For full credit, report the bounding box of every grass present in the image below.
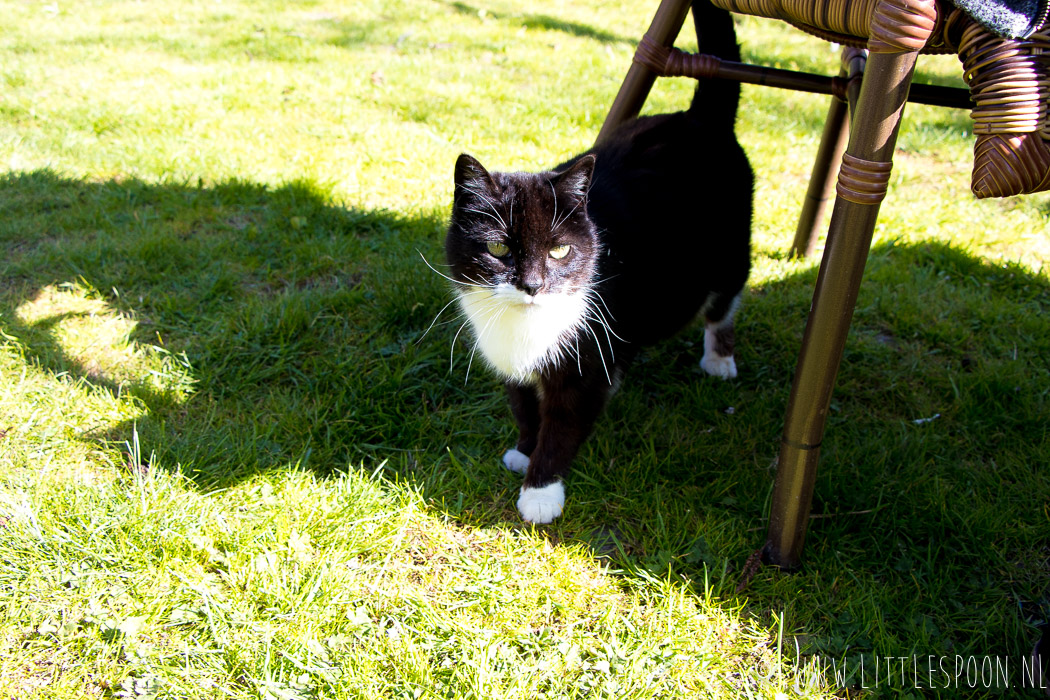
[1,0,1048,698]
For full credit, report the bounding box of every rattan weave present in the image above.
[708,0,1050,196]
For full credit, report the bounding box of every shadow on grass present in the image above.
[2,169,1048,673]
[0,170,471,483]
[443,1,635,45]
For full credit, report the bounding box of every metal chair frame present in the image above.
[597,0,1046,569]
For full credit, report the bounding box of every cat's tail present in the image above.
[687,0,742,129]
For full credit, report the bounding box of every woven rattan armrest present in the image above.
[707,0,1050,196]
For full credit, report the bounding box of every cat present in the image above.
[442,0,753,524]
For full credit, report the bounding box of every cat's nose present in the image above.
[521,273,544,296]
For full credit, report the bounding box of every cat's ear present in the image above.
[454,154,497,199]
[551,154,595,203]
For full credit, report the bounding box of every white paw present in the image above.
[502,448,530,474]
[517,482,564,524]
[700,353,738,380]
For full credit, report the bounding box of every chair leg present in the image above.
[790,47,866,258]
[764,0,937,569]
[789,92,850,258]
[596,0,693,144]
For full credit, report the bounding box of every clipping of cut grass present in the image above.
[1,0,1048,698]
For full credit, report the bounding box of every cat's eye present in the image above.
[486,241,510,257]
[549,244,571,260]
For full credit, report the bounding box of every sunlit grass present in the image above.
[1,0,1048,698]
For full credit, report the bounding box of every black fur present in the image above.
[443,0,753,520]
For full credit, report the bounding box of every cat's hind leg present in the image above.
[502,449,530,474]
[699,293,740,380]
[503,381,539,474]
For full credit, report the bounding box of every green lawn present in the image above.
[1,1,1048,698]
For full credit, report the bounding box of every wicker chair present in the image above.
[597,0,1050,569]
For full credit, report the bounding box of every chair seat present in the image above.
[712,0,943,50]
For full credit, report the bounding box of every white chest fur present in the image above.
[456,283,589,383]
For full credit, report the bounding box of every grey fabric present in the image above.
[951,0,1047,38]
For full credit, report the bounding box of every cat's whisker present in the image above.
[418,250,476,287]
[456,273,494,289]
[583,294,624,344]
[417,301,459,344]
[419,251,498,295]
[452,286,494,301]
[586,287,620,323]
[461,207,506,230]
[450,318,473,371]
[571,316,613,384]
[484,200,508,229]
[552,199,584,232]
[456,183,496,204]
[423,314,470,335]
[583,310,617,365]
[579,321,612,385]
[464,338,480,384]
[416,293,480,345]
[578,289,618,332]
[458,185,509,230]
[466,276,497,289]
[463,317,495,383]
[548,181,559,232]
[562,274,619,296]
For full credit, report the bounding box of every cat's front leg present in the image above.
[516,377,605,524]
[502,381,540,475]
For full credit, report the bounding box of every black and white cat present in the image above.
[443,0,753,523]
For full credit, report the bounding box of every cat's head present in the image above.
[445,153,599,302]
